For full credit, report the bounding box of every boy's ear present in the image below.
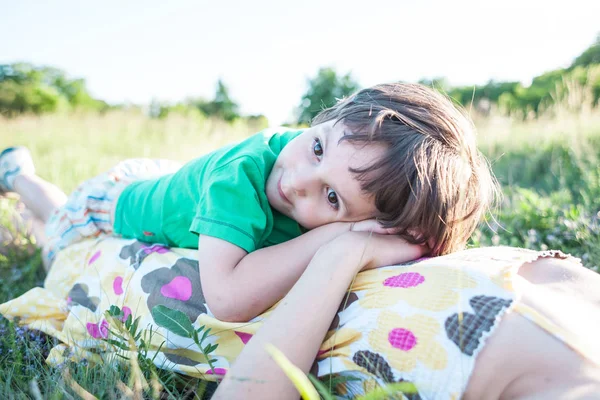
[427,237,436,251]
[407,228,436,252]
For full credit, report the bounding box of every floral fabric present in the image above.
[0,239,570,399]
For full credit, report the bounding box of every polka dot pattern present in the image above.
[388,328,417,351]
[383,272,425,288]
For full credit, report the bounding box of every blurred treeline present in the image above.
[0,63,265,125]
[0,64,110,115]
[435,34,600,118]
[1,35,599,124]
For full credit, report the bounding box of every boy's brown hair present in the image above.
[312,82,498,255]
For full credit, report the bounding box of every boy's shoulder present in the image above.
[220,126,304,162]
[181,127,304,177]
[248,126,304,147]
[255,126,304,140]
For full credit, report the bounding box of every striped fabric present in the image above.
[44,159,181,265]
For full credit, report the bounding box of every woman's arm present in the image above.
[212,231,372,399]
[212,231,425,399]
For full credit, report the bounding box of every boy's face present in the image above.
[266,120,384,229]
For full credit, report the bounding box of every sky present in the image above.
[2,0,599,124]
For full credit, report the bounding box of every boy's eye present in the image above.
[327,188,338,206]
[313,138,323,157]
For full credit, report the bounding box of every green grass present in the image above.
[471,109,600,269]
[0,108,599,397]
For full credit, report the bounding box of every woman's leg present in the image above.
[12,174,68,223]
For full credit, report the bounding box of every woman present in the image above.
[214,231,600,399]
[3,171,600,398]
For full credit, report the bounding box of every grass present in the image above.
[0,106,599,398]
[471,108,600,268]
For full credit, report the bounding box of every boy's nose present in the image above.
[290,168,316,197]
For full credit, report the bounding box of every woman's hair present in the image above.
[312,82,498,255]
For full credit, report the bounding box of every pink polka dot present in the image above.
[234,331,253,344]
[143,244,169,254]
[89,250,102,265]
[206,367,227,376]
[86,323,98,337]
[160,276,192,301]
[113,276,124,295]
[121,306,132,322]
[383,272,425,288]
[87,319,109,339]
[388,328,417,351]
[99,319,109,337]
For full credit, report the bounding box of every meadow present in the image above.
[0,103,599,398]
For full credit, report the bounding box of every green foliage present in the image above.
[446,80,520,111]
[190,79,240,122]
[0,63,108,116]
[445,64,600,118]
[150,79,244,122]
[571,34,600,69]
[297,67,360,125]
[152,305,219,373]
[210,79,240,122]
[151,305,195,337]
[470,132,600,269]
[424,34,600,118]
[307,374,335,400]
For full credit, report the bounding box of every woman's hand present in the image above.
[350,218,398,235]
[362,232,428,270]
[322,230,428,273]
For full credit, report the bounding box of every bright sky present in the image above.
[2,0,599,124]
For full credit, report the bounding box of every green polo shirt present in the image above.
[114,128,304,252]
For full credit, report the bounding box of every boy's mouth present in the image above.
[278,176,291,204]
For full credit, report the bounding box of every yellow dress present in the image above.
[0,238,586,399]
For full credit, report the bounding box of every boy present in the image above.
[0,83,496,322]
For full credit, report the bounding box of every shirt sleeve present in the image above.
[189,157,268,253]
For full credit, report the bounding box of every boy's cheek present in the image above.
[294,208,329,230]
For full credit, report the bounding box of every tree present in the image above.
[209,79,239,122]
[297,68,360,125]
[0,63,106,116]
[570,34,600,69]
[187,79,239,122]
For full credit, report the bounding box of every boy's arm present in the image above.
[198,222,349,322]
[198,224,426,322]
